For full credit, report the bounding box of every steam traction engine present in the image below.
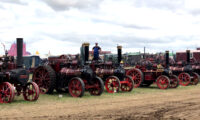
[126,51,179,89]
[32,43,104,97]
[0,38,39,103]
[91,46,134,93]
[170,50,199,86]
[191,59,200,78]
[190,50,200,76]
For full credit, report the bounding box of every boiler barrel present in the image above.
[95,68,114,75]
[60,68,81,76]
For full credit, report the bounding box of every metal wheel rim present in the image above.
[178,73,190,86]
[68,78,83,97]
[126,69,142,88]
[89,78,102,95]
[170,75,179,88]
[23,82,39,101]
[105,76,120,93]
[190,72,199,85]
[121,76,134,92]
[33,67,51,94]
[157,76,169,89]
[0,82,14,103]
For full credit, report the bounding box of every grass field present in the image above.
[1,84,200,120]
[0,84,199,106]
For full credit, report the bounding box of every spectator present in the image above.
[92,43,101,60]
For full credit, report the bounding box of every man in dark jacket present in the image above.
[92,43,101,60]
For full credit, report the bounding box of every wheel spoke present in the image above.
[23,82,39,101]
[68,78,84,97]
[0,82,14,103]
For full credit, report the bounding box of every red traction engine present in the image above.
[187,52,200,79]
[126,51,179,89]
[91,46,134,93]
[191,60,200,78]
[0,38,39,103]
[32,43,104,97]
[170,50,199,86]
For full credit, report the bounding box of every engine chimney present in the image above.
[186,50,190,64]
[17,38,23,68]
[82,43,90,64]
[165,51,169,68]
[144,46,146,59]
[117,45,122,64]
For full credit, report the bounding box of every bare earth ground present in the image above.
[0,85,200,120]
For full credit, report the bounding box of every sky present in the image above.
[0,0,200,55]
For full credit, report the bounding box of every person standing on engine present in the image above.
[92,43,101,60]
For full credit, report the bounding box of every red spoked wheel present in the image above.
[0,82,15,103]
[32,65,56,94]
[178,72,191,86]
[68,77,85,97]
[190,72,199,85]
[121,75,134,92]
[126,68,143,88]
[169,75,179,88]
[89,77,104,96]
[156,75,170,89]
[23,82,40,101]
[105,76,120,93]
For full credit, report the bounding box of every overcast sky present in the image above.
[0,0,200,55]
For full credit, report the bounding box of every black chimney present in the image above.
[117,46,122,64]
[17,38,23,68]
[83,43,89,64]
[165,51,169,68]
[144,46,146,59]
[186,50,190,64]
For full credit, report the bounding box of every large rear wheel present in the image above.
[32,65,56,94]
[126,68,143,88]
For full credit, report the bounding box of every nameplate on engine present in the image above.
[20,75,28,79]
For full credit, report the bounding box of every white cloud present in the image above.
[0,0,200,56]
[42,0,102,11]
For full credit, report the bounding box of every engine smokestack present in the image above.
[165,51,169,68]
[82,43,90,64]
[186,50,190,64]
[144,46,146,59]
[17,38,23,68]
[117,45,122,64]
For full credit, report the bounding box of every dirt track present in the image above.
[0,86,200,120]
